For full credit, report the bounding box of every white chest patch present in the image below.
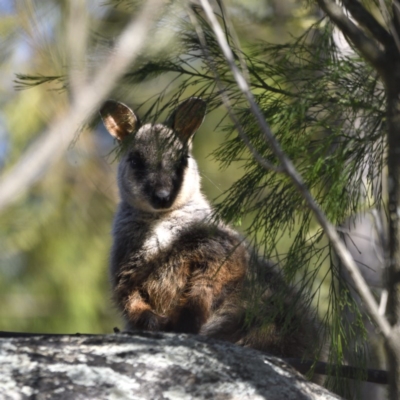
[140,200,212,260]
[142,221,177,259]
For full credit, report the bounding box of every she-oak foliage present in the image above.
[129,14,385,395]
[15,5,387,397]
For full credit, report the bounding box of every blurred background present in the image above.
[0,0,313,334]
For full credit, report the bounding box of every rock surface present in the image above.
[0,331,342,400]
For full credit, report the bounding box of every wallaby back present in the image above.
[100,98,321,361]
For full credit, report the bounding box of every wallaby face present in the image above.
[118,124,190,212]
[100,98,206,212]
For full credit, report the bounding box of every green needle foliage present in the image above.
[119,10,384,396]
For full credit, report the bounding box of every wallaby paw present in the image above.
[134,310,169,331]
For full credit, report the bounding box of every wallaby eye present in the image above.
[128,152,146,170]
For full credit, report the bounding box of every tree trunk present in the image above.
[384,78,400,400]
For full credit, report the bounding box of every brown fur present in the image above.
[101,98,322,367]
[202,267,320,359]
[112,218,247,334]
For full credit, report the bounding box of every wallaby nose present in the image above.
[155,189,170,202]
[152,189,172,209]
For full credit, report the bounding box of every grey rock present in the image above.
[0,331,342,400]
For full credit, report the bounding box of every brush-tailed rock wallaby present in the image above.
[100,98,320,360]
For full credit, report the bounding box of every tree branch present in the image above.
[187,7,284,174]
[316,0,386,69]
[377,0,400,54]
[285,358,388,385]
[0,0,167,212]
[199,0,392,339]
[342,0,393,47]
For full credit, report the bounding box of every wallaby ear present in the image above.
[167,97,207,142]
[100,100,139,141]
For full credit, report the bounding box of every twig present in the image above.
[342,0,393,47]
[377,0,400,54]
[187,7,284,174]
[284,358,388,385]
[0,0,167,212]
[215,0,250,84]
[316,0,386,70]
[199,0,392,338]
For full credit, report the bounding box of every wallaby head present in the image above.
[100,98,207,212]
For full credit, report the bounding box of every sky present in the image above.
[0,1,14,14]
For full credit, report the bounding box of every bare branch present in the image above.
[199,0,392,338]
[187,7,284,174]
[379,289,389,316]
[316,0,386,69]
[343,0,393,47]
[285,358,388,384]
[0,0,167,212]
[377,0,400,53]
[215,0,251,84]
